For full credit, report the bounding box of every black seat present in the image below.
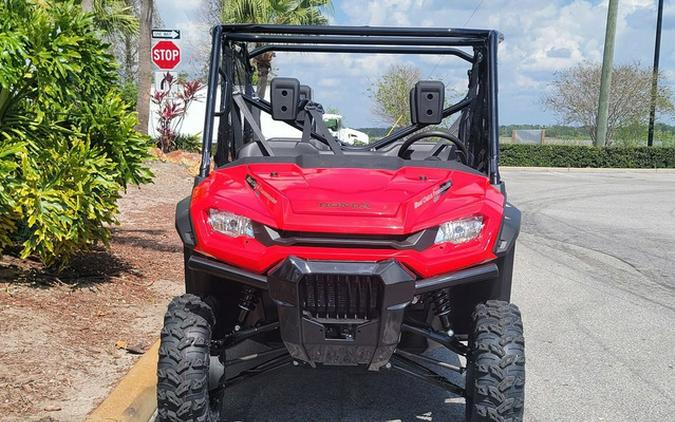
[237,138,324,158]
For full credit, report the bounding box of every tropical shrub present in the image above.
[152,72,204,152]
[173,133,202,153]
[0,0,152,267]
[0,141,23,250]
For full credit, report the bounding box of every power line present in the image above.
[464,0,485,26]
[427,0,484,79]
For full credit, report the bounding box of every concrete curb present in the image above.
[87,340,159,422]
[500,166,675,173]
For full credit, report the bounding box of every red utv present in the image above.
[158,24,524,422]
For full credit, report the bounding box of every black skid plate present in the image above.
[268,257,416,370]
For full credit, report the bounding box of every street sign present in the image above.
[152,40,181,70]
[152,29,180,40]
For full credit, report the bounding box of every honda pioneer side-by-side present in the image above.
[158,25,524,422]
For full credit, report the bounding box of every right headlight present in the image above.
[207,209,254,238]
[434,216,484,245]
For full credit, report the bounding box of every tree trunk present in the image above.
[123,33,135,81]
[256,65,270,99]
[81,0,94,12]
[123,0,138,83]
[254,52,274,100]
[135,0,153,134]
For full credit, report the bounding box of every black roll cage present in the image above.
[199,24,502,184]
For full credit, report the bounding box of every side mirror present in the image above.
[297,85,313,123]
[410,81,445,125]
[270,77,300,121]
[299,85,312,102]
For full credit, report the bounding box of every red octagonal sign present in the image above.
[152,40,181,70]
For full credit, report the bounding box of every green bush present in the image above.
[500,144,675,168]
[0,0,152,267]
[613,123,675,147]
[173,133,202,153]
[0,141,22,250]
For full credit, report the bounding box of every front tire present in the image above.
[157,294,218,422]
[465,300,525,422]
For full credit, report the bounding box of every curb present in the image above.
[87,340,159,422]
[500,166,675,173]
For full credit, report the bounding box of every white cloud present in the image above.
[319,78,341,88]
[515,74,541,89]
[341,0,428,25]
[160,0,203,11]
[171,19,210,75]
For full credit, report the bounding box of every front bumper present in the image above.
[188,254,498,369]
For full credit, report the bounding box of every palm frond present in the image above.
[220,0,332,25]
[92,0,139,37]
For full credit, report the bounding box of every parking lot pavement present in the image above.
[218,170,675,421]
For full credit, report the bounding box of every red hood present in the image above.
[191,163,504,235]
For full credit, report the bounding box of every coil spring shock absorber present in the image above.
[235,286,257,331]
[429,289,453,335]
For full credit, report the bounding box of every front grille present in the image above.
[300,274,382,320]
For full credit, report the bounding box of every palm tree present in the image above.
[135,0,153,134]
[81,0,139,38]
[220,0,332,99]
[81,0,147,130]
[80,0,139,83]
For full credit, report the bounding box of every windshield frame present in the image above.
[199,24,502,185]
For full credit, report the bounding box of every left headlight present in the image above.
[207,209,254,238]
[434,216,484,245]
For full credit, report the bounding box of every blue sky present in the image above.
[158,0,675,127]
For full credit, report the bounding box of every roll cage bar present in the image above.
[199,24,502,185]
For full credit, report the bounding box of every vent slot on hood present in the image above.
[255,224,437,251]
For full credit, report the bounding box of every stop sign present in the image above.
[152,40,181,70]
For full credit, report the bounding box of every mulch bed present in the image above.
[0,159,197,421]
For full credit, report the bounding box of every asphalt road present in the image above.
[219,169,675,421]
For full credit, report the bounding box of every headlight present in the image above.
[434,216,484,245]
[207,209,254,238]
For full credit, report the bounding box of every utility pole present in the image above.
[647,0,664,147]
[595,0,619,147]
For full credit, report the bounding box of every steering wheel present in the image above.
[397,130,469,164]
